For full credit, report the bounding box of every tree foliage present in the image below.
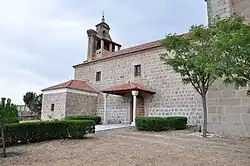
[23,92,42,115]
[211,14,250,93]
[0,98,19,157]
[160,25,221,97]
[160,14,249,137]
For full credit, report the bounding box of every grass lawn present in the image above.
[1,130,250,166]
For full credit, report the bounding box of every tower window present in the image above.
[51,104,55,111]
[97,40,101,50]
[96,71,101,81]
[104,41,110,51]
[134,64,141,77]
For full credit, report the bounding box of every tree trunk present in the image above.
[1,127,6,157]
[201,93,208,138]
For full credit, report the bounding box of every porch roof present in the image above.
[41,80,98,93]
[101,82,155,95]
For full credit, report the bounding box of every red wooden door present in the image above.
[136,95,144,116]
[130,95,144,122]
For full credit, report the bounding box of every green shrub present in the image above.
[135,116,187,132]
[67,115,102,124]
[3,120,95,147]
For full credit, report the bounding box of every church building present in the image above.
[41,1,250,136]
[41,15,203,125]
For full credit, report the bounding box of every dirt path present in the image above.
[1,131,250,166]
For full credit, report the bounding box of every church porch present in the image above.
[101,82,155,126]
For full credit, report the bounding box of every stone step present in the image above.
[90,126,135,137]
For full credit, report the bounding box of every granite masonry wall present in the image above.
[65,92,98,117]
[207,0,250,24]
[74,47,203,125]
[206,0,232,23]
[231,0,250,24]
[207,81,250,137]
[41,89,98,120]
[41,92,67,120]
[205,0,250,136]
[106,93,131,124]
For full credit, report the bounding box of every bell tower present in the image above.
[205,0,233,24]
[205,0,250,24]
[86,12,122,61]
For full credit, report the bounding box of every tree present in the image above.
[211,15,250,93]
[23,92,42,115]
[160,14,250,138]
[160,25,224,138]
[0,98,19,157]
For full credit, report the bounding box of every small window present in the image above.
[51,104,55,111]
[96,71,101,81]
[134,64,141,77]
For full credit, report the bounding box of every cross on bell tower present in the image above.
[101,11,105,23]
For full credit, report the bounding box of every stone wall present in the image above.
[74,47,203,125]
[41,92,67,120]
[65,92,98,117]
[207,82,250,137]
[205,0,250,136]
[94,93,131,124]
[206,0,232,23]
[17,105,40,121]
[231,0,250,24]
[74,41,250,136]
[206,0,250,24]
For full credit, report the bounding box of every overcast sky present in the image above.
[0,0,208,104]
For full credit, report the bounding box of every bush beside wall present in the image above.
[135,116,187,132]
[4,120,95,147]
[67,115,102,125]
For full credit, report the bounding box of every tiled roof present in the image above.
[101,82,155,95]
[73,40,162,68]
[42,80,98,93]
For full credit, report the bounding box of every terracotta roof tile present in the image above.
[101,82,155,95]
[42,80,98,93]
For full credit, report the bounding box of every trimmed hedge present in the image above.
[135,116,187,132]
[67,115,102,125]
[3,120,95,147]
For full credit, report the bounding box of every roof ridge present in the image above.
[84,81,99,92]
[107,39,162,55]
[73,39,163,68]
[66,80,74,88]
[42,79,98,93]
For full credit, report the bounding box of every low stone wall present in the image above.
[91,126,135,137]
[17,105,40,121]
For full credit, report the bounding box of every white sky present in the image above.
[0,0,207,104]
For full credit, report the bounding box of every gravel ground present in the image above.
[1,130,250,166]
